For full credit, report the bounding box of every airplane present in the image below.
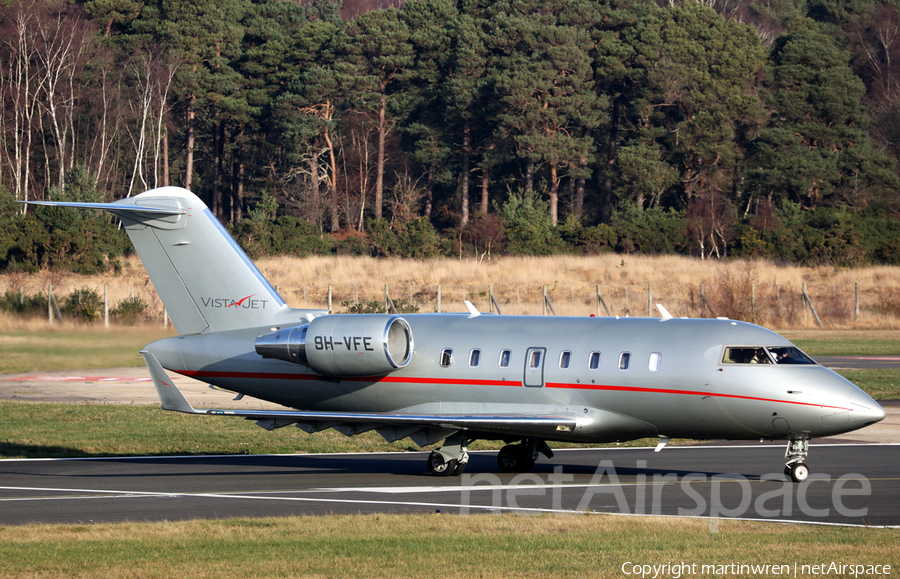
[24,186,886,483]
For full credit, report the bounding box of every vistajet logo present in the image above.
[201,294,269,309]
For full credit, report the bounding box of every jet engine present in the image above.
[255,315,414,377]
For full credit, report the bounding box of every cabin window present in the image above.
[469,349,481,367]
[722,347,772,365]
[768,347,815,365]
[440,348,453,367]
[559,351,571,369]
[529,350,542,368]
[618,352,631,370]
[499,349,511,368]
[648,352,661,372]
[588,351,601,370]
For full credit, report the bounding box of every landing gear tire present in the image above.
[428,451,458,476]
[451,461,467,476]
[787,462,810,483]
[497,444,535,473]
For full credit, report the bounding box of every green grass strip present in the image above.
[0,515,896,578]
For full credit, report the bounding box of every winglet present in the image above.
[141,351,200,414]
[464,300,481,318]
[657,304,673,321]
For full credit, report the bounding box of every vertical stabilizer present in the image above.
[24,187,290,334]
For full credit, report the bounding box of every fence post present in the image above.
[489,285,494,314]
[802,283,807,325]
[328,285,333,312]
[751,284,756,324]
[543,285,547,316]
[802,283,823,328]
[855,282,860,321]
[596,285,611,317]
[104,285,109,328]
[437,284,441,313]
[700,284,705,317]
[48,284,53,325]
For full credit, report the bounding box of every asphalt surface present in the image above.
[1,445,897,527]
[1,357,898,527]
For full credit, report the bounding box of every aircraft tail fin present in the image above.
[23,187,305,334]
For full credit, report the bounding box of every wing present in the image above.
[143,352,579,446]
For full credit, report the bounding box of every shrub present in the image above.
[61,287,103,322]
[113,296,147,325]
[496,188,560,255]
[0,291,48,316]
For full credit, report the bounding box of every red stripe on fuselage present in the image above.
[545,382,852,411]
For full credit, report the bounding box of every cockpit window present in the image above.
[722,346,816,365]
[768,347,816,365]
[722,347,772,364]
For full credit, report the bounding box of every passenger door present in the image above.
[523,347,546,387]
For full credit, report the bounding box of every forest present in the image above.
[3,0,900,273]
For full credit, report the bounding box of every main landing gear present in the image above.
[784,436,810,482]
[427,437,555,476]
[428,432,469,477]
[497,439,553,473]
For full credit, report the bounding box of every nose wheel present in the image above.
[784,436,810,482]
[786,462,810,482]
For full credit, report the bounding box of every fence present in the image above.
[3,278,900,329]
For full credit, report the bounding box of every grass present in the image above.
[5,254,900,328]
[833,370,900,399]
[0,327,174,374]
[0,515,896,578]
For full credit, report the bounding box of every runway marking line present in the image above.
[0,485,896,529]
[0,442,897,463]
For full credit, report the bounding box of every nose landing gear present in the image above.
[784,436,810,482]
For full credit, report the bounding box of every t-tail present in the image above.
[22,186,327,334]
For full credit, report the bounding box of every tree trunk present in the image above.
[424,160,434,219]
[460,119,471,226]
[162,127,170,187]
[375,95,386,221]
[212,118,222,219]
[599,99,620,225]
[525,158,534,193]
[549,162,559,226]
[309,137,321,229]
[324,126,339,232]
[184,101,195,191]
[480,166,489,214]
[232,136,244,223]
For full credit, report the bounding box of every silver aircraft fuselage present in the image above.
[145,314,884,444]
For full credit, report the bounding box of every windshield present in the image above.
[722,346,816,365]
[767,346,816,365]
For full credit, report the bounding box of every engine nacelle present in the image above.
[255,315,414,377]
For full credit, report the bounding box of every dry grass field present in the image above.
[3,254,900,330]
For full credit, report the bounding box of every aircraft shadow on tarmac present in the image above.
[21,451,769,483]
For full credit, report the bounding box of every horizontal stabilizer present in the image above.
[20,200,186,216]
[142,351,200,414]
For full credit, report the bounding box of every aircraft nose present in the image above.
[848,389,887,426]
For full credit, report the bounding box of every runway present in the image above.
[1,445,898,527]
